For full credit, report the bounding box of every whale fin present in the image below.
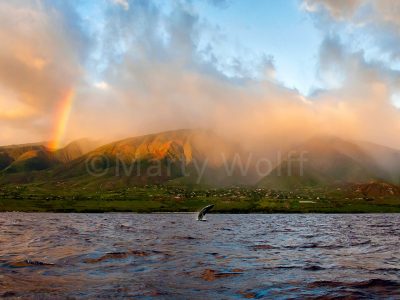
[197,204,214,221]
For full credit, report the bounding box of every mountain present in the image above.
[4,149,59,173]
[0,143,48,173]
[0,153,13,170]
[0,139,100,173]
[1,131,399,189]
[53,138,102,163]
[258,136,400,190]
[354,140,400,184]
[51,129,252,187]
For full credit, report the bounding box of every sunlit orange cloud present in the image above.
[48,88,75,150]
[0,93,37,120]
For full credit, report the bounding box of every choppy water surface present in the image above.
[0,213,399,299]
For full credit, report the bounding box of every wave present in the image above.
[309,278,400,289]
[84,250,149,263]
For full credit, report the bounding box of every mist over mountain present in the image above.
[259,136,400,190]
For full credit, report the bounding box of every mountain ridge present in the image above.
[1,129,399,189]
[0,138,100,174]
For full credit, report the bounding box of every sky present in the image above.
[0,0,400,149]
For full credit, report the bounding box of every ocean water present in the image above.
[0,213,399,299]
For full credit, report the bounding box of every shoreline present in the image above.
[1,210,400,214]
[1,185,399,213]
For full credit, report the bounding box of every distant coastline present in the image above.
[1,185,399,213]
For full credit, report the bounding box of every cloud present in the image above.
[112,0,129,10]
[303,0,362,20]
[303,0,400,61]
[0,1,84,144]
[0,0,399,153]
[300,0,400,148]
[72,1,399,151]
[312,35,400,146]
[70,31,400,153]
[303,0,400,25]
[94,81,110,90]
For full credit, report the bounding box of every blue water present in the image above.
[0,213,399,299]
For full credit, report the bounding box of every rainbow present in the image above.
[48,88,75,150]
